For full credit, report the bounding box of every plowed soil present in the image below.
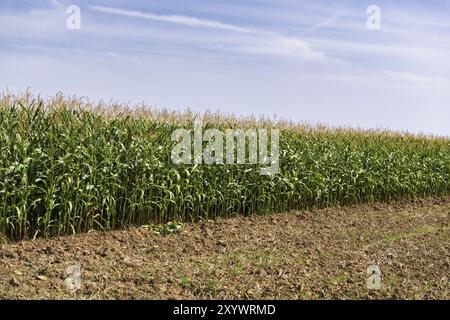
[1,198,449,299]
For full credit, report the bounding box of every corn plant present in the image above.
[0,93,448,240]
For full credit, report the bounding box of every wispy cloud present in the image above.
[214,38,325,60]
[299,12,341,36]
[88,5,324,60]
[382,70,449,88]
[89,5,256,33]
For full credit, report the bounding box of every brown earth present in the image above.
[0,197,449,300]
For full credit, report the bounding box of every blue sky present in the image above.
[0,0,449,136]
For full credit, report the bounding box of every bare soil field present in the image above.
[1,198,449,300]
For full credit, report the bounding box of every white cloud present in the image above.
[88,5,324,61]
[216,38,325,60]
[89,5,256,33]
[381,70,449,88]
[299,12,341,36]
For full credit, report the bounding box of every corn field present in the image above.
[0,93,449,240]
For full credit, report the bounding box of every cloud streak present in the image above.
[89,5,256,33]
[88,5,324,60]
[381,70,449,88]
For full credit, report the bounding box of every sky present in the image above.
[0,0,449,136]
